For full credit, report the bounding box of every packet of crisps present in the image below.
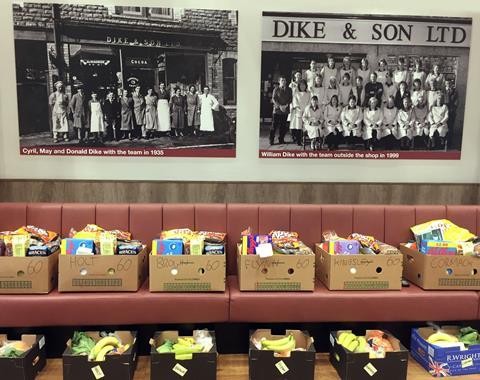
[197,231,226,244]
[108,229,132,241]
[16,225,58,243]
[349,233,381,253]
[161,228,195,242]
[269,231,299,244]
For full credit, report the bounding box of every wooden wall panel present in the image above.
[0,180,479,204]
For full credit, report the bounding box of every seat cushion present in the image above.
[61,203,96,237]
[129,204,163,248]
[27,203,62,234]
[0,203,27,231]
[96,204,130,231]
[228,276,479,322]
[0,281,229,327]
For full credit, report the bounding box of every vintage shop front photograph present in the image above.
[259,12,472,160]
[13,2,238,157]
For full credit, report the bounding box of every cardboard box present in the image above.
[411,326,480,377]
[63,331,137,380]
[249,329,315,380]
[400,244,480,290]
[149,250,226,292]
[0,251,58,294]
[237,245,315,291]
[58,249,147,292]
[315,244,403,290]
[330,330,408,380]
[0,334,47,380]
[150,330,217,380]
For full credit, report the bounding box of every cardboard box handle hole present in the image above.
[417,273,422,279]
[261,268,268,274]
[171,268,179,276]
[407,255,414,263]
[198,268,206,275]
[80,268,88,276]
[376,267,383,274]
[350,267,357,274]
[107,268,116,275]
[288,268,294,275]
[472,268,478,275]
[446,268,453,275]
[32,355,39,367]
[17,270,25,277]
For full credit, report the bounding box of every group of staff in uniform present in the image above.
[49,81,219,144]
[270,56,459,151]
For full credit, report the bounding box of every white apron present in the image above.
[157,99,171,132]
[89,102,105,133]
[200,94,219,132]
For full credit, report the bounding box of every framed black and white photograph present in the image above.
[259,12,472,160]
[14,2,237,158]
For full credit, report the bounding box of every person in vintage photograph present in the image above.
[170,87,186,137]
[427,95,449,149]
[186,85,201,136]
[199,86,219,134]
[380,95,397,146]
[356,58,371,85]
[144,88,158,139]
[394,96,415,149]
[341,95,363,143]
[270,76,292,145]
[413,94,429,148]
[120,89,134,141]
[69,86,88,143]
[49,81,69,143]
[363,96,383,151]
[352,76,366,107]
[323,94,342,150]
[156,83,171,135]
[302,95,323,150]
[310,75,326,109]
[321,55,338,88]
[339,73,353,107]
[88,91,105,143]
[103,90,120,141]
[305,60,318,91]
[132,86,146,139]
[382,72,397,106]
[290,79,311,145]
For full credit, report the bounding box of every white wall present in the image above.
[1,0,480,183]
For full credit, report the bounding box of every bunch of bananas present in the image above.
[337,332,368,353]
[260,334,296,354]
[427,332,459,345]
[71,333,130,362]
[156,337,204,360]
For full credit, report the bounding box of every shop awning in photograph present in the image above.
[61,22,228,52]
[70,46,114,67]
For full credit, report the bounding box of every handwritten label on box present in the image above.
[364,363,378,377]
[462,357,474,368]
[275,360,289,375]
[91,365,105,379]
[172,363,188,377]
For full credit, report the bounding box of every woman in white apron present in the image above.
[49,81,69,143]
[199,86,219,133]
[310,75,326,109]
[321,56,338,88]
[323,95,342,150]
[302,95,323,150]
[289,80,310,145]
[362,96,383,150]
[394,96,415,150]
[341,96,363,139]
[413,95,428,148]
[381,96,397,149]
[156,83,171,134]
[89,92,105,142]
[357,58,371,85]
[375,59,389,87]
[427,96,449,149]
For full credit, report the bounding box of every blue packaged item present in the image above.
[152,239,183,255]
[411,327,480,377]
[204,244,225,255]
[61,238,95,255]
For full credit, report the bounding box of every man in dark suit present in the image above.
[103,90,121,141]
[352,76,366,107]
[270,76,292,145]
[69,86,88,143]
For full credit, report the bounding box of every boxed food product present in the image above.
[59,225,147,292]
[420,240,458,255]
[400,243,480,290]
[316,232,403,291]
[150,330,217,380]
[0,334,47,380]
[249,329,315,380]
[411,326,480,377]
[149,229,227,292]
[330,330,408,380]
[63,331,137,380]
[0,225,60,294]
[411,219,476,247]
[237,229,315,291]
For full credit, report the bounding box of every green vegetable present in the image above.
[156,340,174,354]
[71,332,96,355]
[459,327,480,346]
[0,347,24,358]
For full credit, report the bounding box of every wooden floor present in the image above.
[37,354,479,379]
